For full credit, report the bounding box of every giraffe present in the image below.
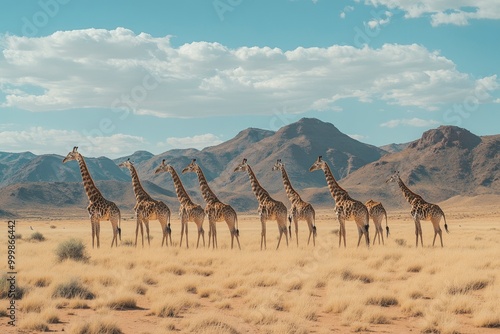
[234,158,289,250]
[386,171,449,247]
[365,199,389,245]
[155,159,205,248]
[272,159,317,246]
[119,159,171,247]
[182,159,240,250]
[309,156,370,248]
[62,147,121,248]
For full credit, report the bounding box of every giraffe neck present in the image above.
[397,177,422,205]
[169,168,195,207]
[280,168,301,204]
[246,165,271,204]
[129,164,152,203]
[195,168,220,203]
[322,163,349,202]
[76,155,104,203]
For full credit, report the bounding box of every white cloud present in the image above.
[0,126,147,158]
[348,134,366,141]
[158,133,223,150]
[380,118,439,128]
[0,28,498,117]
[364,0,500,26]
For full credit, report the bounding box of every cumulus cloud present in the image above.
[0,28,498,117]
[158,133,223,150]
[0,126,147,158]
[364,0,500,26]
[380,118,439,128]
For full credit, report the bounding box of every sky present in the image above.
[0,0,499,158]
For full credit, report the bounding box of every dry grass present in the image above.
[2,207,499,333]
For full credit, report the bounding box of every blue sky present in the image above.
[1,0,499,158]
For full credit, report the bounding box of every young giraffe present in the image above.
[155,159,205,248]
[62,147,121,248]
[386,171,449,247]
[182,159,240,250]
[119,159,171,247]
[365,199,389,245]
[309,156,370,248]
[272,159,317,246]
[234,158,289,250]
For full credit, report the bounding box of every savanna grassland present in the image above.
[1,200,500,334]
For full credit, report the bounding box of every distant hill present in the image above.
[341,126,500,208]
[380,142,409,153]
[0,120,498,217]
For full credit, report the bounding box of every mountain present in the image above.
[0,121,498,217]
[341,126,500,207]
[0,154,129,187]
[380,143,409,153]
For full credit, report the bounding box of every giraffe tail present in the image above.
[288,214,292,238]
[235,215,240,237]
[118,211,122,241]
[443,213,449,234]
[385,212,390,238]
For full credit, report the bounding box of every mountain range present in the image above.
[1,118,498,218]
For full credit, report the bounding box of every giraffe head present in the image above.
[154,159,174,174]
[272,159,285,172]
[233,158,248,173]
[182,159,199,174]
[62,146,81,163]
[118,159,134,171]
[386,171,400,183]
[309,155,326,172]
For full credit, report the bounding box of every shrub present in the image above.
[52,279,95,300]
[29,232,45,242]
[55,239,88,262]
[0,274,25,299]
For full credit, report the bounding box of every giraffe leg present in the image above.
[357,226,363,247]
[196,226,201,249]
[418,222,423,247]
[294,218,299,247]
[185,222,189,249]
[90,220,96,249]
[200,226,205,248]
[144,219,150,246]
[276,228,283,250]
[438,229,443,247]
[95,221,100,249]
[372,228,379,245]
[207,223,212,248]
[179,221,185,247]
[235,229,241,250]
[212,222,219,248]
[260,215,267,250]
[134,217,139,247]
[413,219,419,247]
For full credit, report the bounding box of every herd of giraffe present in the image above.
[62,147,449,250]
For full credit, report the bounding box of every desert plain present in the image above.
[1,195,499,334]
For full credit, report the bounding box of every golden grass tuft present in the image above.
[366,295,399,307]
[106,295,138,310]
[18,313,50,332]
[69,317,123,334]
[341,269,373,283]
[447,278,489,295]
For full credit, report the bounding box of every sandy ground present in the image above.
[1,200,499,334]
